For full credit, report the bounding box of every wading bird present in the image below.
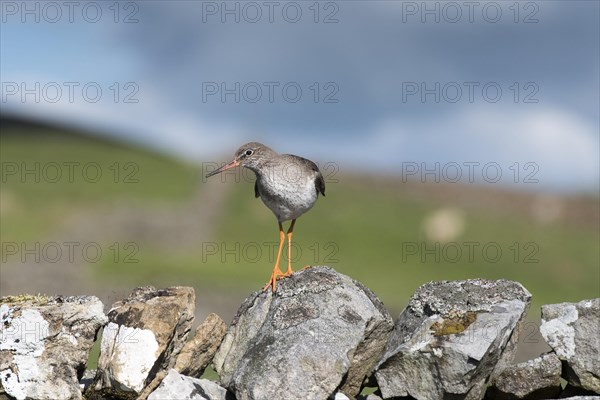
[206,142,325,291]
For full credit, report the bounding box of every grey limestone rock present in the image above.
[213,266,394,400]
[375,279,532,400]
[148,369,233,400]
[540,299,600,393]
[486,352,561,400]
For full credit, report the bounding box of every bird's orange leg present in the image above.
[263,222,286,292]
[282,219,296,277]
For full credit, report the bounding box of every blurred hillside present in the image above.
[1,118,599,361]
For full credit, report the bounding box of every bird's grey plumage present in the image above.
[234,142,325,223]
[254,155,325,199]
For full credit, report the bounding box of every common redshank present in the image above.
[206,142,325,291]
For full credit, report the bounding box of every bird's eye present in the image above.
[245,149,253,156]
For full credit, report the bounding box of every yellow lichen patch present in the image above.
[0,293,52,306]
[431,311,477,336]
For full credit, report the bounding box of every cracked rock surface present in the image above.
[0,295,107,400]
[148,369,233,400]
[213,266,393,400]
[174,313,227,378]
[90,286,194,399]
[541,298,600,393]
[486,352,562,400]
[375,279,532,400]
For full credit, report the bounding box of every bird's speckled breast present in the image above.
[256,164,319,222]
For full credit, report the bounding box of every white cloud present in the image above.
[370,105,599,191]
[1,75,244,163]
[3,73,598,192]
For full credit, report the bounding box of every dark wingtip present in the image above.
[315,173,326,197]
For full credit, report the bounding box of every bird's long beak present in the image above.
[205,159,240,178]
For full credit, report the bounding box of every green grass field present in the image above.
[2,121,598,320]
[1,128,198,243]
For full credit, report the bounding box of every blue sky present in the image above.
[1,1,598,192]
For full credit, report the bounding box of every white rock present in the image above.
[148,369,232,400]
[333,392,350,400]
[0,306,49,356]
[0,296,107,400]
[98,322,160,392]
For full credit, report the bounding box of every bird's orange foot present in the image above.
[263,269,285,292]
[279,268,294,279]
[301,265,314,271]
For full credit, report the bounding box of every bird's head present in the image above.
[205,142,276,177]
